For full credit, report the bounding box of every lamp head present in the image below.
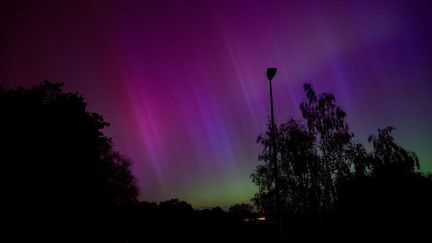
[266,68,277,81]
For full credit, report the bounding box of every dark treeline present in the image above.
[1,81,431,242]
[122,199,276,242]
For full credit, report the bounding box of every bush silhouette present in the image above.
[331,171,432,242]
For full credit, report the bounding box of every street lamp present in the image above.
[266,67,283,242]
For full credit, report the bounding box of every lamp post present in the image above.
[266,67,284,242]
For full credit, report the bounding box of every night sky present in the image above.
[1,0,431,208]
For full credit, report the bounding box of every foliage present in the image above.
[368,126,419,173]
[0,81,138,241]
[1,81,138,206]
[251,83,421,216]
[159,198,194,215]
[229,203,254,216]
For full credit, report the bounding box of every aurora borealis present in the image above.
[1,0,431,208]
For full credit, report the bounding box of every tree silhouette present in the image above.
[252,119,321,216]
[229,203,253,217]
[159,198,194,216]
[251,83,423,220]
[300,83,357,209]
[368,126,419,174]
[252,84,359,216]
[0,81,138,242]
